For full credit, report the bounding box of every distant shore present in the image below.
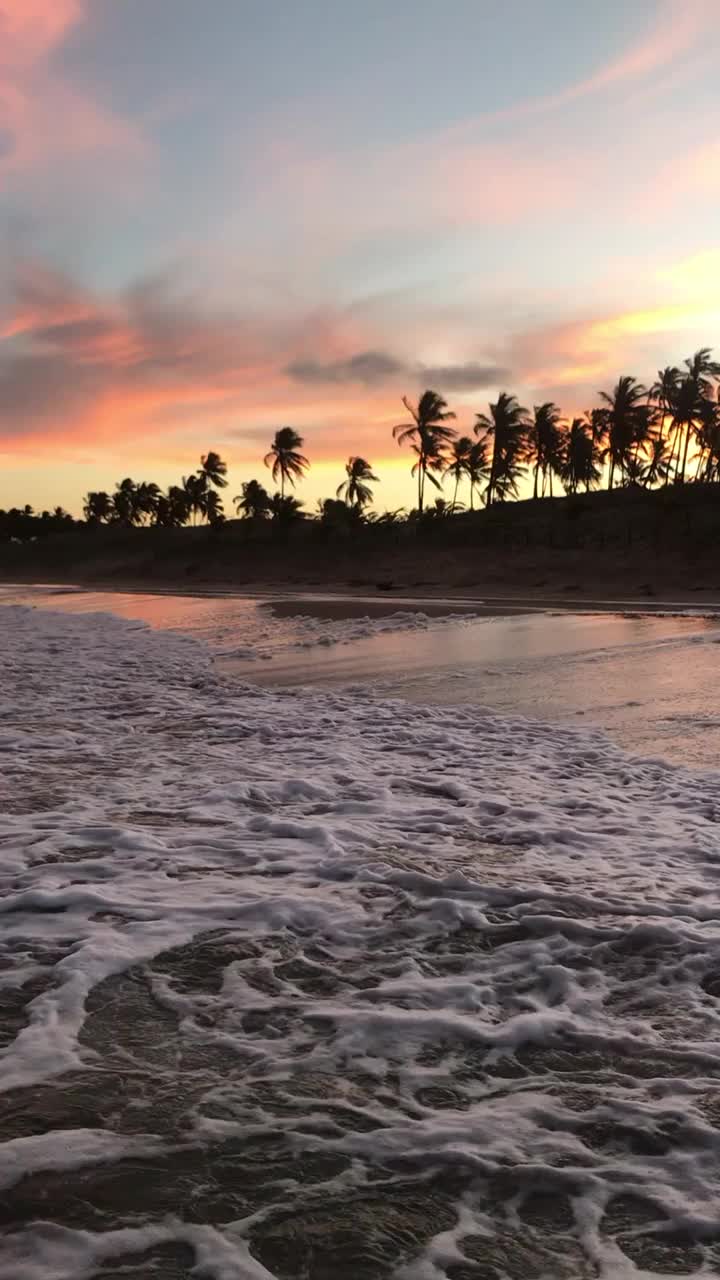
[4,486,720,613]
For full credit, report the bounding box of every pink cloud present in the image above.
[0,0,145,181]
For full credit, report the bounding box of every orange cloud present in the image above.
[0,260,405,460]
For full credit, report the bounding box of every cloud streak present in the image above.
[287,351,404,385]
[287,350,507,391]
[0,0,144,181]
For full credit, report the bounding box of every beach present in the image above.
[2,595,720,1278]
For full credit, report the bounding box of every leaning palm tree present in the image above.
[264,428,309,498]
[234,479,271,520]
[337,456,379,509]
[475,392,529,506]
[393,390,456,513]
[199,451,228,489]
[443,436,473,511]
[597,376,648,489]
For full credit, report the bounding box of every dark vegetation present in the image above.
[3,484,720,599]
[3,351,720,595]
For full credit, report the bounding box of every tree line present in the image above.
[4,346,720,540]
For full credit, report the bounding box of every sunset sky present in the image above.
[1,0,720,514]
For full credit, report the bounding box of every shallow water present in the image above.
[3,584,720,768]
[2,603,720,1278]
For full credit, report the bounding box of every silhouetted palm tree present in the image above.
[135,481,161,525]
[205,490,225,526]
[598,376,648,489]
[200,451,228,489]
[443,436,473,510]
[182,473,208,524]
[562,418,601,494]
[337,456,379,509]
[466,438,491,509]
[393,390,456,513]
[234,479,271,520]
[83,491,113,523]
[650,366,680,482]
[526,402,564,498]
[673,349,720,482]
[270,492,304,522]
[112,478,140,525]
[475,393,529,506]
[643,434,672,487]
[264,428,309,498]
[166,484,191,526]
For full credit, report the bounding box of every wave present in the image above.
[2,604,720,1278]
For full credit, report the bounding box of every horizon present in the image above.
[2,0,720,515]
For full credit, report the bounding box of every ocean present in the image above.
[2,590,720,1279]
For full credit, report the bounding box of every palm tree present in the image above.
[135,481,161,525]
[526,402,564,498]
[166,484,191,526]
[112,478,140,525]
[393,390,456,513]
[199,451,228,489]
[597,376,648,489]
[443,436,473,511]
[83,491,113,523]
[561,418,601,494]
[466,438,491,509]
[270,492,304,523]
[205,489,225,526]
[336,456,379,509]
[674,349,720,482]
[643,434,672,487]
[234,479,271,520]
[182,472,208,524]
[264,428,309,498]
[475,392,529,506]
[650,366,680,482]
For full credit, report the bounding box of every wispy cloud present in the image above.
[0,0,145,180]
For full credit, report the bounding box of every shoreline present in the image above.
[4,576,720,618]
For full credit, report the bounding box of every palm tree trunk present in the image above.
[608,457,615,491]
[487,441,496,507]
[533,463,539,500]
[453,473,460,511]
[665,429,676,485]
[280,468,285,499]
[680,422,692,483]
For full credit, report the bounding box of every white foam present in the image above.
[3,603,720,1278]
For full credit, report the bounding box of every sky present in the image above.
[1,0,720,515]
